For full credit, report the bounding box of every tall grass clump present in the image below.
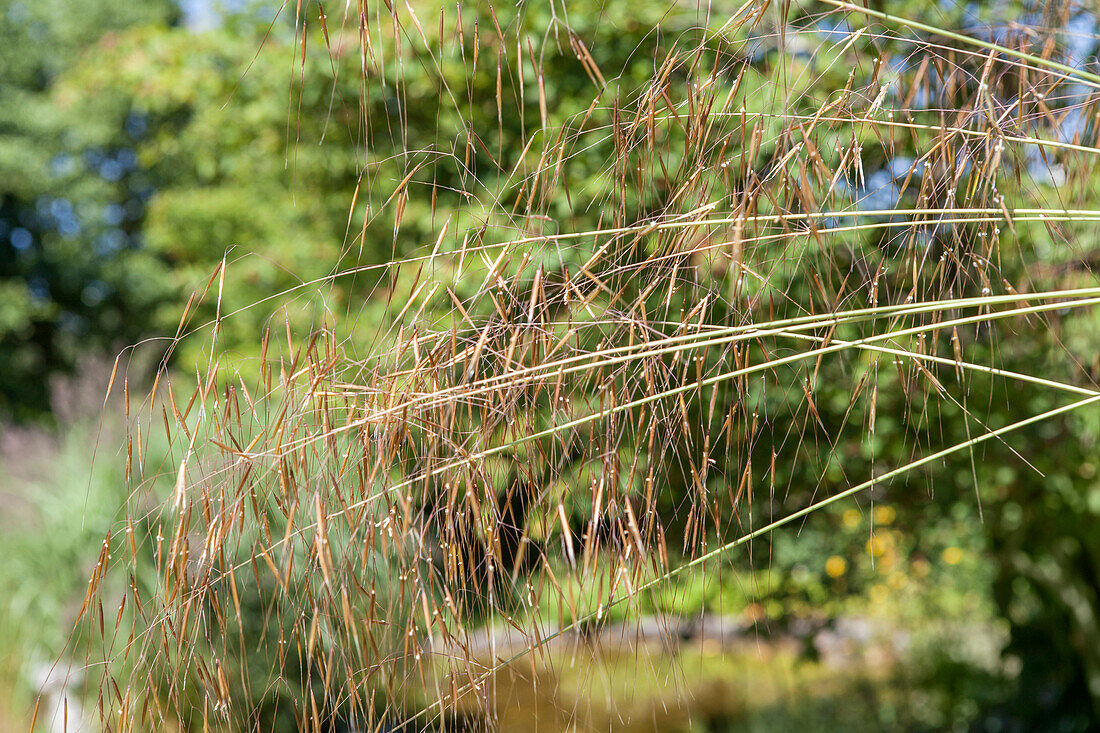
[0,358,173,731]
[63,0,1100,730]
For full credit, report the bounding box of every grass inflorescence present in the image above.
[67,1,1100,730]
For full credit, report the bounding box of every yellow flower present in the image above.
[842,509,861,528]
[942,546,964,565]
[872,505,897,525]
[867,534,891,557]
[825,555,847,578]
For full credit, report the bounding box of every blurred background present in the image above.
[1,1,1099,731]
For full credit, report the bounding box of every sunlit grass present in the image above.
[47,0,1100,730]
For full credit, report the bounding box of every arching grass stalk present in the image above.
[273,288,1100,453]
[404,391,1100,728]
[774,331,1100,398]
[210,293,1100,582]
[171,209,1100,346]
[822,0,1100,87]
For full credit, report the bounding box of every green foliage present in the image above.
[0,0,179,419]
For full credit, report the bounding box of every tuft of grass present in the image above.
[63,1,1100,730]
[0,358,172,731]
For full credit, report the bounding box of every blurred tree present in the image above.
[52,0,686,377]
[0,0,179,420]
